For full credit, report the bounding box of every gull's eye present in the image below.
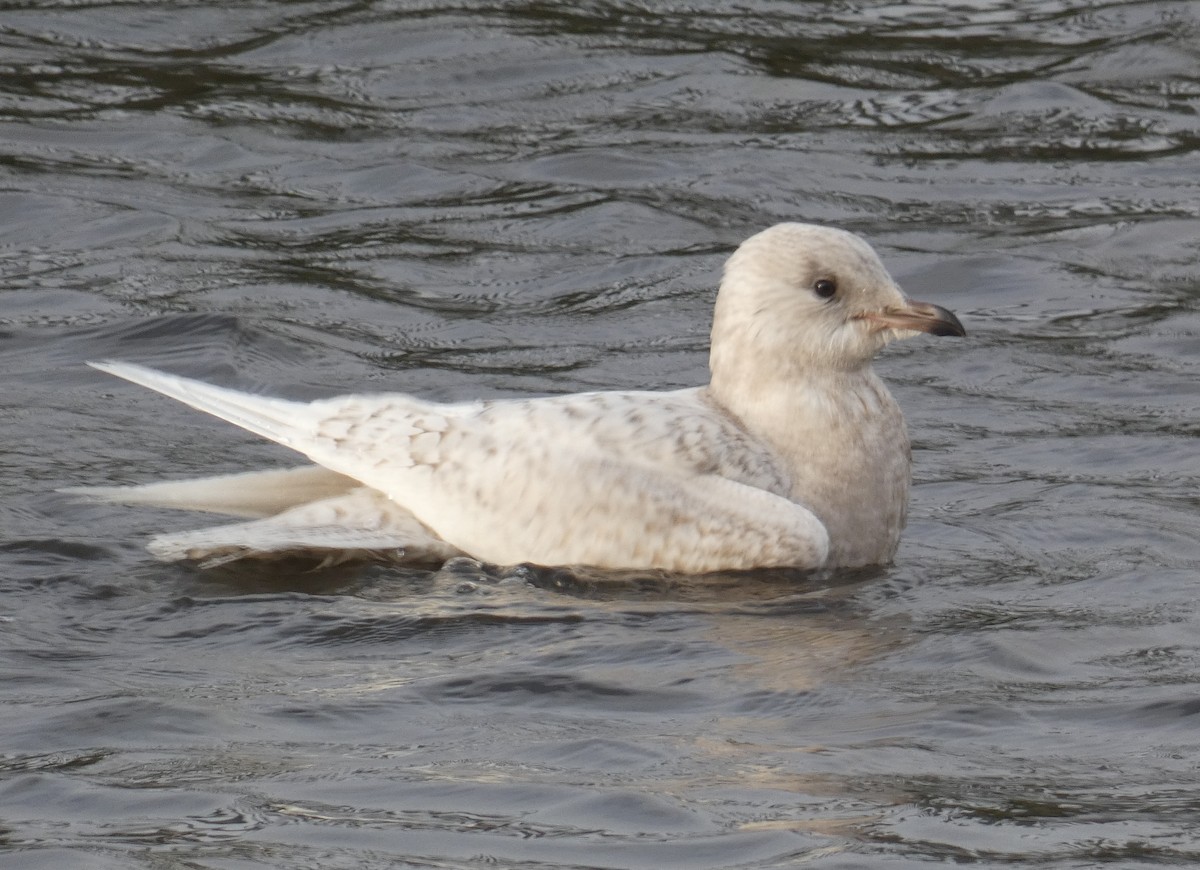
[813,278,837,300]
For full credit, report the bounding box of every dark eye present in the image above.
[813,278,837,299]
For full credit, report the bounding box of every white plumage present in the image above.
[67,223,964,573]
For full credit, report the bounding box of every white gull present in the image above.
[68,223,965,572]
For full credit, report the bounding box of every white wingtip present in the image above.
[58,466,361,519]
[87,360,309,452]
[88,360,204,396]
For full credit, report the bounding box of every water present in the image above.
[3,1,1200,867]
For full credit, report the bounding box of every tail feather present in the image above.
[145,489,462,566]
[77,363,466,566]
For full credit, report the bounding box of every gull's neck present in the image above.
[706,358,910,568]
[708,361,886,445]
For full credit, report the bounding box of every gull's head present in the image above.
[711,223,965,378]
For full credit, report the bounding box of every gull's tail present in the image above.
[142,488,461,567]
[71,363,463,566]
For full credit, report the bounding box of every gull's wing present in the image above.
[65,464,460,564]
[90,362,828,572]
[62,465,359,518]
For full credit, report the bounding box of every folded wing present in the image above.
[86,362,829,572]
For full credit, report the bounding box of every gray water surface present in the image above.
[3,2,1200,867]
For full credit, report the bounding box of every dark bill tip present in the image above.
[873,300,966,338]
[922,303,967,337]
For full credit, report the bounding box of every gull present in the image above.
[67,223,965,573]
